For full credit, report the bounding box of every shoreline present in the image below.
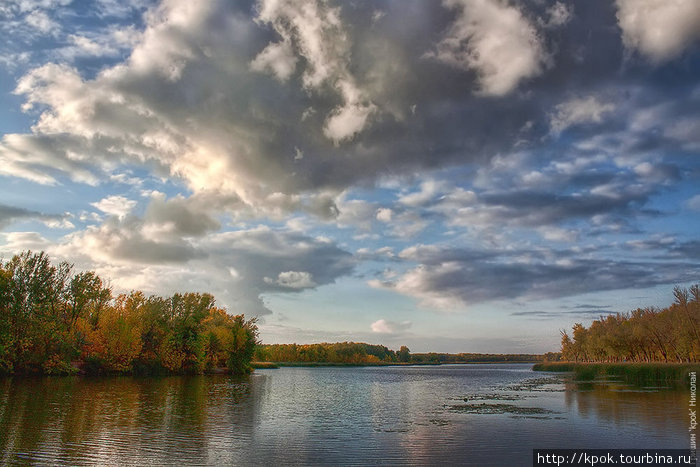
[252,361,540,369]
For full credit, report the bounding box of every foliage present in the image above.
[254,342,403,364]
[0,251,258,375]
[254,344,548,365]
[560,285,700,363]
[533,361,700,386]
[409,352,544,363]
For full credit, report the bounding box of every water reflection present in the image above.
[0,366,690,465]
[0,375,260,465]
[564,379,689,436]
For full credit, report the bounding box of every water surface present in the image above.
[0,364,689,465]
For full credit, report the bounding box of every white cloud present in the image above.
[370,262,467,310]
[687,194,700,212]
[253,0,376,143]
[430,0,547,96]
[336,198,377,231]
[91,195,137,219]
[550,96,615,133]
[544,2,573,28]
[0,231,51,254]
[538,227,578,243]
[53,222,354,316]
[250,38,297,82]
[398,179,447,207]
[371,319,412,334]
[323,100,376,144]
[376,208,392,222]
[267,270,317,289]
[616,0,700,63]
[24,9,59,35]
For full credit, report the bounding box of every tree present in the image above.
[0,251,260,375]
[560,285,700,363]
[398,345,411,363]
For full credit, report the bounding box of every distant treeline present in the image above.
[254,343,553,364]
[254,342,412,364]
[561,285,700,363]
[410,352,550,364]
[0,251,258,375]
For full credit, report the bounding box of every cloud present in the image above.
[266,270,316,289]
[91,195,137,219]
[24,9,59,35]
[0,231,51,254]
[371,319,412,334]
[398,179,447,207]
[143,193,220,237]
[429,0,547,96]
[550,96,615,133]
[376,208,392,223]
[0,203,68,229]
[371,244,700,310]
[616,0,700,63]
[250,37,297,82]
[544,2,573,28]
[1,0,649,225]
[61,215,204,265]
[687,194,700,211]
[253,0,376,143]
[54,220,354,316]
[430,184,654,232]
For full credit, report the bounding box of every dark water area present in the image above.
[0,364,691,465]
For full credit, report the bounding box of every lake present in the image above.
[0,364,690,465]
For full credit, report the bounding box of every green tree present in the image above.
[398,345,411,362]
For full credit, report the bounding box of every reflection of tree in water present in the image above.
[0,374,267,464]
[564,380,688,435]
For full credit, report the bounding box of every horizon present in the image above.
[1,0,699,354]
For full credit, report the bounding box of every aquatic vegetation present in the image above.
[534,362,700,387]
[504,376,567,392]
[461,393,526,401]
[448,402,558,417]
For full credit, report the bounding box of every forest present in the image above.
[0,251,258,375]
[560,285,700,363]
[409,352,546,364]
[253,343,549,365]
[254,342,412,364]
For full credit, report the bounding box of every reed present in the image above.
[533,362,700,386]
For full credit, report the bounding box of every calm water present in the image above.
[0,364,690,465]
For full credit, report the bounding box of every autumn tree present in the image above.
[0,251,259,375]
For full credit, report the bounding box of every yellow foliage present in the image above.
[94,305,143,372]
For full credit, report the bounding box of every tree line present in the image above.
[254,342,412,364]
[253,343,551,365]
[560,285,700,363]
[0,251,258,375]
[409,352,547,364]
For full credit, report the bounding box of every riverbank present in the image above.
[533,362,700,385]
[251,361,440,369]
[250,360,542,369]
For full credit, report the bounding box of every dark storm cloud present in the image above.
[1,0,700,320]
[4,0,698,212]
[373,244,700,309]
[0,203,65,229]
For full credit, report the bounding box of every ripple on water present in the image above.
[0,365,690,466]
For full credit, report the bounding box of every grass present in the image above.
[533,362,700,386]
[250,362,280,369]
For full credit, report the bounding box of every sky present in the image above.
[1,0,699,353]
